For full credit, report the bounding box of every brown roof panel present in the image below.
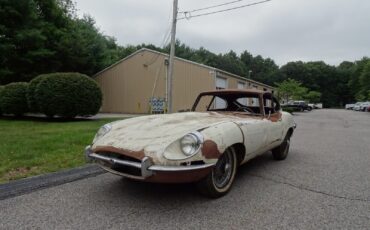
[199,89,267,96]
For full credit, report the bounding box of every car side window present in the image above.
[213,96,227,109]
[233,96,261,114]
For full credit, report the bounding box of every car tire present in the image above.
[272,132,291,160]
[197,147,238,198]
[300,108,304,112]
[307,107,312,111]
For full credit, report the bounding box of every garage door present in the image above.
[237,82,247,106]
[216,77,227,90]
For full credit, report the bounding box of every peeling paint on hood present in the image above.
[92,112,263,162]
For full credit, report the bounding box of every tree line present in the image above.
[1,0,369,107]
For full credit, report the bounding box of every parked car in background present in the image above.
[85,89,296,198]
[359,102,370,111]
[314,103,323,109]
[345,103,355,110]
[353,102,364,111]
[282,100,312,112]
[308,103,323,109]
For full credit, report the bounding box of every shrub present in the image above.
[0,85,4,115]
[34,73,102,118]
[0,82,29,116]
[283,107,295,114]
[27,74,49,112]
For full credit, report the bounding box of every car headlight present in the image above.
[180,132,203,156]
[93,124,112,143]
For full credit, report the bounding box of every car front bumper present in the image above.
[85,145,215,183]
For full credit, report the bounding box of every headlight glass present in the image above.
[93,124,112,143]
[180,132,203,156]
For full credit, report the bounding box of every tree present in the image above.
[304,91,322,103]
[348,57,370,101]
[275,79,308,103]
[358,60,370,100]
[0,0,125,84]
[0,0,52,84]
[214,50,246,76]
[241,51,279,85]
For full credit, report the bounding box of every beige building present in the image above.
[94,48,274,114]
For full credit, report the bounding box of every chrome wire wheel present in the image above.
[197,147,238,198]
[213,150,233,189]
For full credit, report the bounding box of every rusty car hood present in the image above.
[91,112,262,162]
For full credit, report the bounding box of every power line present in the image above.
[144,15,172,66]
[144,28,171,66]
[179,0,246,14]
[178,0,272,20]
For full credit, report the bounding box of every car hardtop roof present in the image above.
[199,89,268,96]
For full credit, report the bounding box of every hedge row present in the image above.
[0,85,3,115]
[0,82,29,116]
[0,73,102,118]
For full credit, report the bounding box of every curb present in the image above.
[0,164,105,201]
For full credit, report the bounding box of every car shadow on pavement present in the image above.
[238,152,276,173]
[99,151,278,203]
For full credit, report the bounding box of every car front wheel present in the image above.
[197,147,237,198]
[272,132,291,160]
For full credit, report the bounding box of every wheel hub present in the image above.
[213,152,233,188]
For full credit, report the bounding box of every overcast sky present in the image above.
[75,0,370,66]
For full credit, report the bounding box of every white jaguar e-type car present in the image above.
[85,89,296,197]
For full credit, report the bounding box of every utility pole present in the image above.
[167,0,178,113]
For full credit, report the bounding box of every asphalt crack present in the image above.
[248,173,369,202]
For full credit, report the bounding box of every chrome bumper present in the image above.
[85,145,215,179]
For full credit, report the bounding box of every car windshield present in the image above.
[192,92,263,115]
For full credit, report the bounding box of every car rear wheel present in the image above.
[197,147,237,198]
[272,132,291,160]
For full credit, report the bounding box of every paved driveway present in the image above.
[0,109,369,229]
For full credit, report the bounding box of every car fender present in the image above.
[281,111,296,137]
[199,121,244,163]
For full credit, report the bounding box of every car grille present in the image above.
[95,151,142,177]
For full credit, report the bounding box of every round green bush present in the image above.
[27,74,49,113]
[0,82,29,116]
[34,73,102,118]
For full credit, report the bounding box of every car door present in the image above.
[238,120,269,159]
[235,93,269,159]
[264,95,284,148]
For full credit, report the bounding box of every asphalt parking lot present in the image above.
[0,109,369,229]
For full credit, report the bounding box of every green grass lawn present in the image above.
[0,117,123,183]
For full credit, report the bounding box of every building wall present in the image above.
[95,49,273,114]
[96,51,167,113]
[172,59,215,112]
[215,71,273,92]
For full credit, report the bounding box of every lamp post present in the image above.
[248,70,252,79]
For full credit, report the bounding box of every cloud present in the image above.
[75,0,370,65]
